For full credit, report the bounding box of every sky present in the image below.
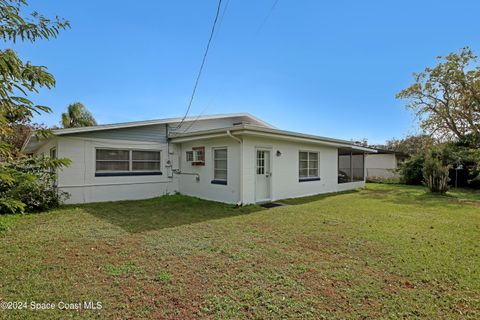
[11,0,480,144]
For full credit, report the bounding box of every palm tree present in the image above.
[61,102,97,128]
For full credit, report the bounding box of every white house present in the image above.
[365,149,408,180]
[22,113,375,205]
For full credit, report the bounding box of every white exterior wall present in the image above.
[53,137,178,204]
[240,136,365,204]
[176,138,241,204]
[32,129,366,205]
[35,138,59,157]
[365,154,398,179]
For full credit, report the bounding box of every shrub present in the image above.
[0,156,70,214]
[398,144,480,189]
[422,151,450,194]
[398,154,425,185]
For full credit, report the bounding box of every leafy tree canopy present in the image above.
[378,134,435,155]
[0,0,69,158]
[397,47,480,142]
[61,102,97,128]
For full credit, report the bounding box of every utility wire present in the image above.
[216,0,231,38]
[181,0,231,134]
[256,0,280,35]
[181,101,212,133]
[175,0,223,130]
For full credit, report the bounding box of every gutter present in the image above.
[226,130,243,205]
[226,129,241,144]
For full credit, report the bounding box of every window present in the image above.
[132,150,161,171]
[338,149,364,183]
[299,151,319,181]
[192,146,205,165]
[212,148,227,185]
[95,149,161,176]
[49,147,57,159]
[257,150,265,174]
[186,151,193,162]
[49,147,57,176]
[96,149,130,171]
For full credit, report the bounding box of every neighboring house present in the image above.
[22,113,375,204]
[365,149,408,180]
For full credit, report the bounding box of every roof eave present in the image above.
[49,113,273,136]
[170,126,377,152]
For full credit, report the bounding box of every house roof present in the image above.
[21,113,273,153]
[49,113,273,135]
[369,148,409,157]
[169,124,377,153]
[22,113,376,153]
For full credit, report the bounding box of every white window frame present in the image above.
[213,147,228,183]
[193,149,204,163]
[299,151,320,181]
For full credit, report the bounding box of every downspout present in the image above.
[165,124,171,195]
[166,124,172,179]
[227,130,243,205]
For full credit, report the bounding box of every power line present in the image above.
[256,0,280,35]
[181,0,231,134]
[181,101,212,133]
[217,0,231,36]
[175,0,223,130]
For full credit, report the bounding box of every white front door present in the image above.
[255,149,271,202]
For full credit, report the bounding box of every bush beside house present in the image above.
[0,157,70,214]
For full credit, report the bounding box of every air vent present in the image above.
[233,121,250,126]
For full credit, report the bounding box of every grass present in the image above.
[0,185,479,319]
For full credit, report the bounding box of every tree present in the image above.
[396,47,480,142]
[398,154,425,185]
[0,0,69,158]
[61,102,97,128]
[383,134,435,155]
[3,121,44,157]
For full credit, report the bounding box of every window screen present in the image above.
[132,151,161,171]
[338,149,364,183]
[96,149,130,171]
[96,149,161,172]
[213,148,227,181]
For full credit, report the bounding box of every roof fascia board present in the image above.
[51,113,270,136]
[238,130,375,151]
[170,127,376,152]
[169,133,229,143]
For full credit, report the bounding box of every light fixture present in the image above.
[276,150,282,157]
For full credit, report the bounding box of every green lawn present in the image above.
[0,184,479,319]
